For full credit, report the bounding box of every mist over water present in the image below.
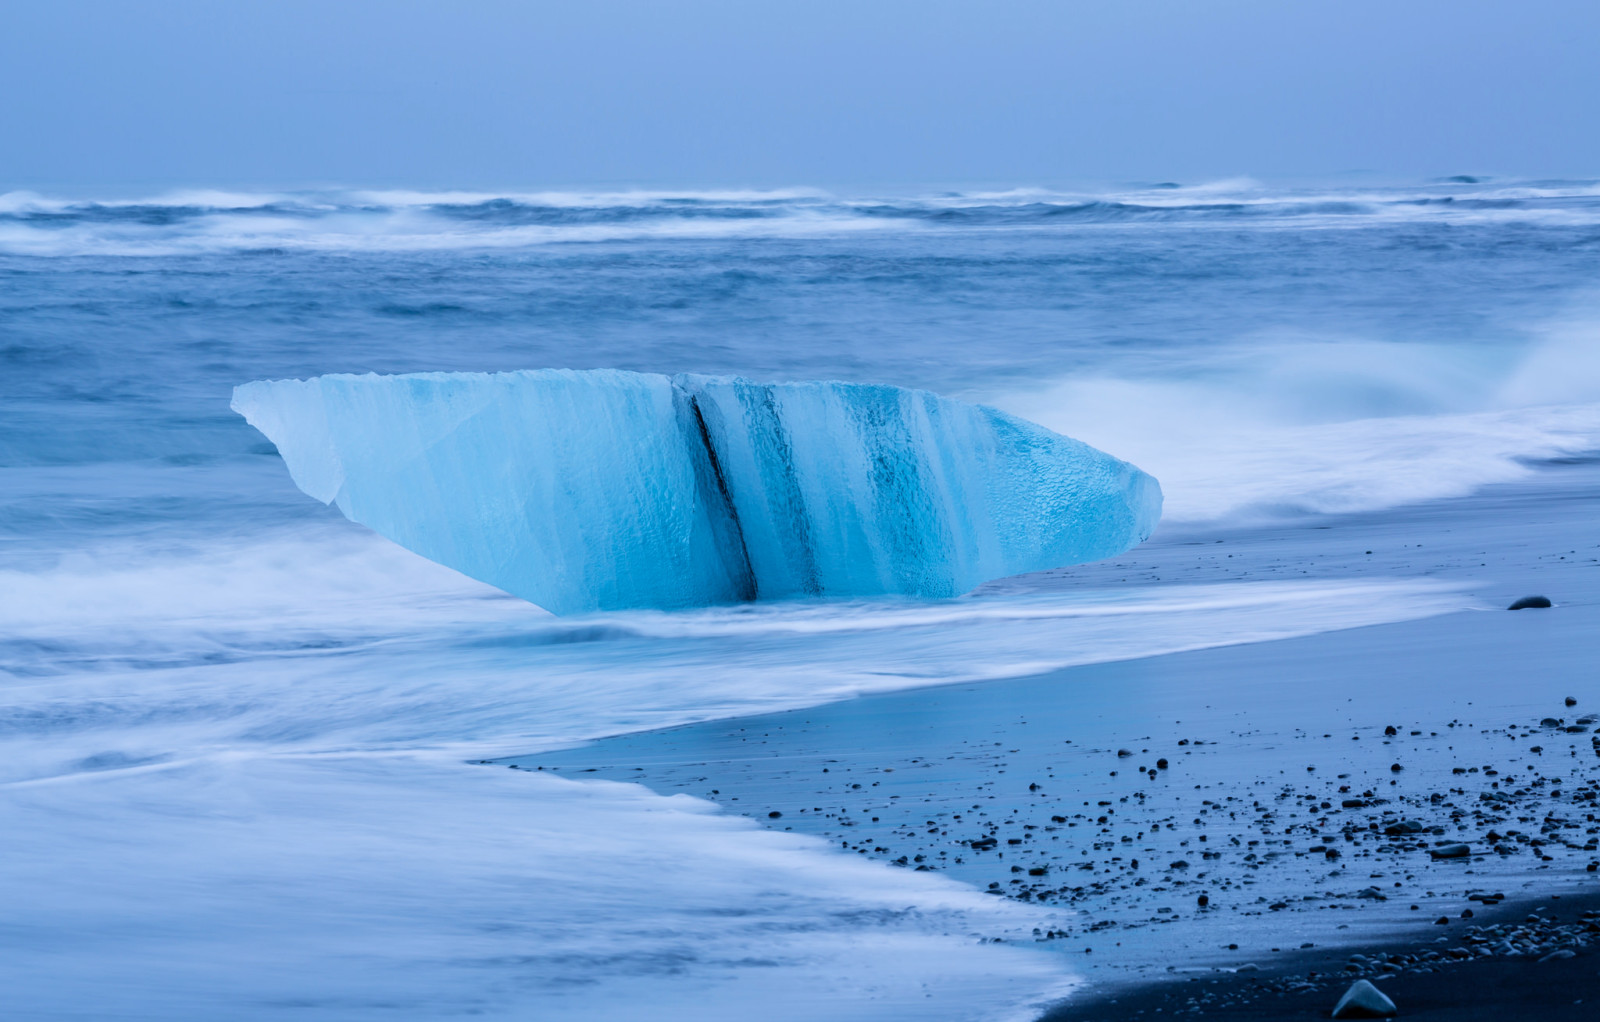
[4,177,1600,1018]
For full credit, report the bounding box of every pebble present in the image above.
[551,682,1600,979]
[1332,978,1397,1018]
[1507,595,1553,610]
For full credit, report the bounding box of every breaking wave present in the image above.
[5,178,1600,256]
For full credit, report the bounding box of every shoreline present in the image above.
[1039,887,1600,1020]
[509,457,1600,1000]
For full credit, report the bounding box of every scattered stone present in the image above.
[1155,758,1168,769]
[1538,949,1576,962]
[1565,696,1578,707]
[1332,978,1397,1018]
[1429,843,1471,859]
[1508,595,1552,610]
[768,811,782,818]
[1116,748,1133,758]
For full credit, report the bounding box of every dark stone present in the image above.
[1508,595,1552,610]
[1156,758,1169,769]
[767,810,782,818]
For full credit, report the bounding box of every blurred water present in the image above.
[3,177,1600,1019]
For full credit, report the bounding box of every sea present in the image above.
[4,178,1600,1020]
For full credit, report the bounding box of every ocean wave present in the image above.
[5,178,1600,255]
[993,324,1600,521]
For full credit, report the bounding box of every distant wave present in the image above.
[4,178,1600,256]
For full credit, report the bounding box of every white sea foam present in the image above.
[349,186,834,208]
[7,175,1596,1017]
[0,752,1069,1022]
[0,522,1471,1018]
[0,206,896,257]
[994,322,1600,522]
[5,179,1600,256]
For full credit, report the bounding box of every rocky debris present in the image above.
[1332,978,1397,1018]
[1508,595,1552,609]
[539,692,1600,972]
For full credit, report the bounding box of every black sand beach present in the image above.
[1042,888,1600,1020]
[508,455,1600,1012]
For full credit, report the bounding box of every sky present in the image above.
[3,0,1597,190]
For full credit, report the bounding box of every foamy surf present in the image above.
[6,178,1600,256]
[6,175,1600,1019]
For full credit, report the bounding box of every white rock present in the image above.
[1332,978,1397,1018]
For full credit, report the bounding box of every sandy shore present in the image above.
[1042,887,1600,1020]
[508,456,1600,1010]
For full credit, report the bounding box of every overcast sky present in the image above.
[5,0,1596,190]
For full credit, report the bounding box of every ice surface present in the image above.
[232,370,1161,613]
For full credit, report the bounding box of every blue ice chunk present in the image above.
[233,369,1160,613]
[231,370,750,615]
[678,374,1161,601]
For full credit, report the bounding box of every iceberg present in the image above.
[232,370,1161,614]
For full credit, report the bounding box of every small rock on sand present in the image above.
[1508,595,1552,610]
[1332,978,1397,1018]
[1429,843,1471,859]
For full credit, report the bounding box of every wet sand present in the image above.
[1043,888,1600,1020]
[503,457,1600,1010]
